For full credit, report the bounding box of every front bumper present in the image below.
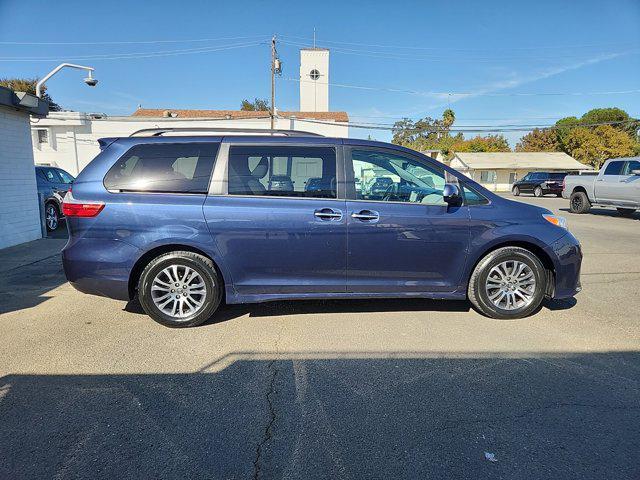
[549,232,582,299]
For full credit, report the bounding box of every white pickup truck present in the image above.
[563,157,640,215]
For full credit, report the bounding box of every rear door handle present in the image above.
[314,208,342,220]
[351,210,379,221]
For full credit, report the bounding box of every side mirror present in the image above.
[443,183,462,206]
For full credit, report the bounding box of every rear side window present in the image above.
[623,160,640,175]
[603,161,624,176]
[227,146,337,198]
[42,167,63,183]
[104,143,219,193]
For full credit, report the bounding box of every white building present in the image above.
[299,48,329,111]
[0,86,49,249]
[449,152,592,192]
[33,48,347,176]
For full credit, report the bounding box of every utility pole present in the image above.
[270,35,276,130]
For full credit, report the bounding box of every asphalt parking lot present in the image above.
[1,195,639,480]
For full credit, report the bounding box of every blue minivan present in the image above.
[62,128,582,327]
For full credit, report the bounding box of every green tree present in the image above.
[563,125,635,168]
[240,98,270,111]
[0,77,61,111]
[515,128,561,152]
[454,134,511,153]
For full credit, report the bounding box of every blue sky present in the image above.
[1,0,639,144]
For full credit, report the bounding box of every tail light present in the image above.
[562,177,566,192]
[62,190,105,218]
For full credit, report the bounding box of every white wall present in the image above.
[300,49,329,112]
[0,107,42,249]
[32,112,349,176]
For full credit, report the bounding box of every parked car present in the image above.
[512,172,568,197]
[563,157,640,215]
[35,166,75,231]
[62,129,582,327]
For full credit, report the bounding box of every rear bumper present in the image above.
[63,238,140,301]
[549,232,582,299]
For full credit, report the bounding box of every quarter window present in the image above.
[351,150,446,206]
[227,146,337,198]
[603,161,624,176]
[104,143,218,194]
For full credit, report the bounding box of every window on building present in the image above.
[36,129,49,145]
[604,161,624,176]
[351,149,446,205]
[228,146,337,198]
[480,171,497,183]
[103,143,219,193]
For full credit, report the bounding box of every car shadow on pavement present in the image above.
[1,350,639,480]
[124,297,473,325]
[559,207,640,220]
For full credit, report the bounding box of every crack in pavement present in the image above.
[252,358,279,480]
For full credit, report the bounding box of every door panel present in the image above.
[595,161,626,203]
[619,160,640,206]
[347,201,469,292]
[345,147,470,293]
[204,197,346,294]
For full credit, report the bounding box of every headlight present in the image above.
[543,214,568,229]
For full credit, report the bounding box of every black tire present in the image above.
[468,246,547,320]
[616,208,636,217]
[569,191,591,214]
[556,193,563,198]
[138,251,222,328]
[512,186,520,196]
[45,202,59,231]
[533,186,543,197]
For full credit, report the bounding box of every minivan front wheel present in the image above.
[468,247,546,319]
[138,251,221,327]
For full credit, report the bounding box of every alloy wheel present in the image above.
[484,260,536,311]
[46,205,58,230]
[151,265,208,319]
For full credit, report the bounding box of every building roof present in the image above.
[131,108,348,122]
[451,152,592,170]
[0,86,49,117]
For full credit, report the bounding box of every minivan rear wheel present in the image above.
[468,247,546,320]
[138,251,221,328]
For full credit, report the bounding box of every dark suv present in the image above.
[35,165,75,231]
[512,172,567,197]
[62,128,582,327]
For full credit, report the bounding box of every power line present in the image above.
[279,34,640,52]
[0,41,265,62]
[278,39,639,62]
[0,34,270,46]
[282,76,640,98]
[285,117,638,133]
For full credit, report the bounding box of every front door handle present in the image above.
[314,208,342,220]
[351,210,379,221]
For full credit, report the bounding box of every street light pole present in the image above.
[36,63,97,98]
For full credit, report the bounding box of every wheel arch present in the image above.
[466,240,556,297]
[571,185,588,195]
[128,244,228,301]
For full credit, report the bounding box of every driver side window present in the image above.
[351,150,446,206]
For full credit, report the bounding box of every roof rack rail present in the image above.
[128,127,324,137]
